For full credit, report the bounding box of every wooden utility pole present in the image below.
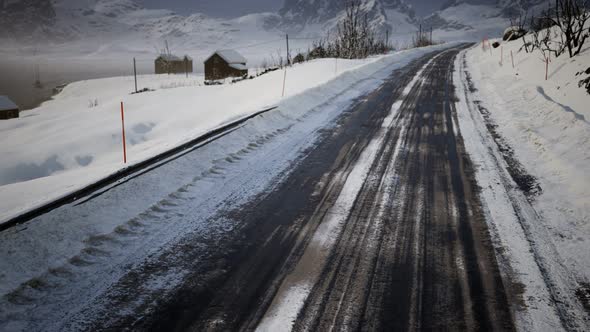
[386,29,389,48]
[286,34,291,66]
[430,27,433,44]
[419,24,422,42]
[133,58,138,93]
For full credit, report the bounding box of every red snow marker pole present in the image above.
[511,50,514,68]
[120,102,127,164]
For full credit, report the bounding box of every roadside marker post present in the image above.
[500,46,503,65]
[282,67,287,98]
[133,58,138,94]
[120,102,127,164]
[545,57,549,81]
[511,50,514,68]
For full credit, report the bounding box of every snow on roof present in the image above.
[207,49,247,64]
[229,63,248,71]
[0,96,18,111]
[157,54,182,61]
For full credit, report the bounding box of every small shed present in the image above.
[0,96,19,120]
[155,54,193,74]
[204,49,248,81]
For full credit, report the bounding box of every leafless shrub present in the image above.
[412,29,434,48]
[521,0,588,59]
[545,0,590,57]
[577,66,590,94]
[276,49,285,68]
[304,0,390,61]
[293,52,305,64]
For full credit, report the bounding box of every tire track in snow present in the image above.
[255,50,457,332]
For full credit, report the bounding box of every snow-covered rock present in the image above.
[503,26,526,41]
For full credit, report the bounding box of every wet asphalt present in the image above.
[97,44,516,331]
[5,44,517,331]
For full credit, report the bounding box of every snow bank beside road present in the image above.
[460,36,590,328]
[0,45,456,224]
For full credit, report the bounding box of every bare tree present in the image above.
[301,0,390,61]
[276,49,284,68]
[545,0,590,57]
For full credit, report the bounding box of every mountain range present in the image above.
[0,0,551,53]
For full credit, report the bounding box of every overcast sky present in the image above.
[140,0,443,18]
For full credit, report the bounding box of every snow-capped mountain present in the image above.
[0,0,423,58]
[0,0,275,41]
[425,0,549,40]
[279,0,417,37]
[1,0,419,45]
[0,0,59,41]
[0,0,284,57]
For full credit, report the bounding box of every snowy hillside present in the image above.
[0,0,419,53]
[0,0,284,57]
[279,0,417,38]
[425,0,549,41]
[456,29,590,320]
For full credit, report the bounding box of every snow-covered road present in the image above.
[1,42,588,331]
[0,44,461,331]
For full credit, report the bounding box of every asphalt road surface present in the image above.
[0,44,517,331]
[142,44,513,330]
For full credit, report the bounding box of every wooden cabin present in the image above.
[155,54,193,74]
[0,96,19,120]
[204,50,248,81]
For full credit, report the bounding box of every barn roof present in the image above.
[0,96,18,111]
[157,54,182,61]
[207,49,247,64]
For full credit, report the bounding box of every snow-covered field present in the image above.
[0,46,451,225]
[455,31,590,329]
